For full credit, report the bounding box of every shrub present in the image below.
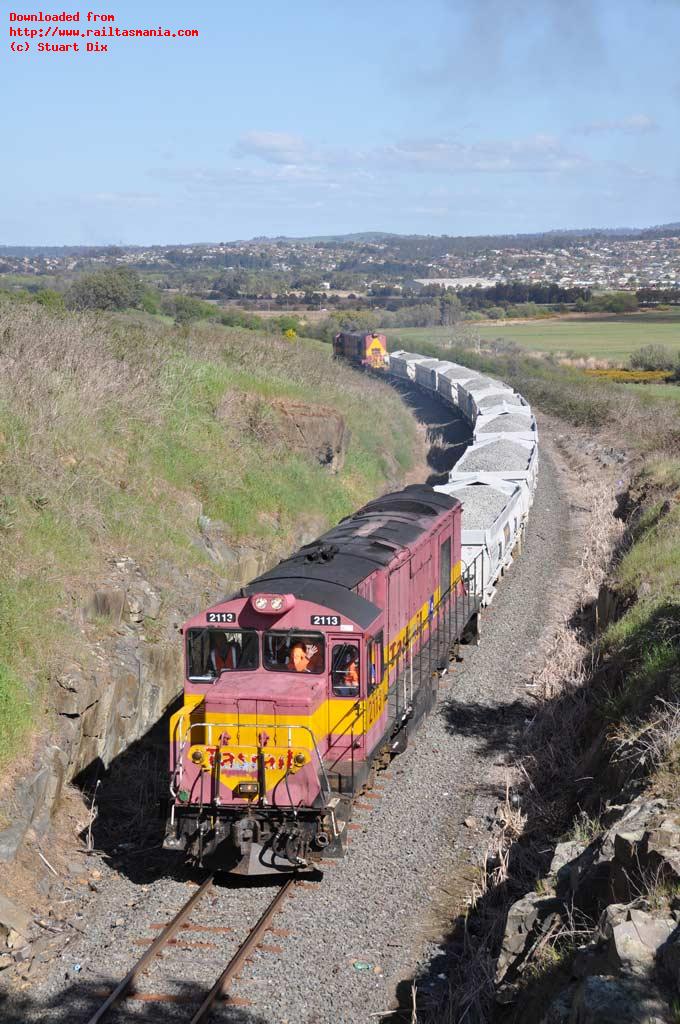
[34,289,66,315]
[629,344,675,371]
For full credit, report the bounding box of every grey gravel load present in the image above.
[447,486,510,529]
[476,392,524,411]
[458,439,532,472]
[478,413,535,434]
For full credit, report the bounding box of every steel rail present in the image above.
[189,878,295,1024]
[84,874,215,1024]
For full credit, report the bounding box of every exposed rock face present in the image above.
[0,510,337,867]
[215,392,350,474]
[505,797,680,1021]
[496,893,562,985]
[568,976,670,1024]
[271,400,350,474]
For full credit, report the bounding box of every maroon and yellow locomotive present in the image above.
[165,485,482,875]
[332,331,388,371]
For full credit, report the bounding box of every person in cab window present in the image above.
[211,634,240,674]
[287,642,311,673]
[305,642,322,673]
[333,646,360,697]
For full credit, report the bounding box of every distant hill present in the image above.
[2,221,679,256]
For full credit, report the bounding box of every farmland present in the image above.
[622,381,680,403]
[389,311,680,362]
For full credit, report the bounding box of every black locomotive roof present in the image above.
[239,485,459,627]
[241,578,382,629]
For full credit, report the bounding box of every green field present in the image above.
[390,312,680,362]
[622,382,680,403]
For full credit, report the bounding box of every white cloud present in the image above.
[90,191,161,205]
[234,131,310,166]
[228,130,587,179]
[373,134,587,174]
[580,113,658,135]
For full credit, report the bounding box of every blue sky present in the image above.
[2,0,679,244]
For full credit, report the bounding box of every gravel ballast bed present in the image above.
[457,439,533,472]
[8,435,575,1024]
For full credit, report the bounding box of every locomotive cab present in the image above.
[165,591,381,874]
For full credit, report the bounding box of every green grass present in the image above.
[390,313,680,361]
[623,382,680,402]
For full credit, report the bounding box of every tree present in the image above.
[440,291,463,326]
[65,267,144,311]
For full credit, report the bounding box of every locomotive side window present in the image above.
[331,644,360,697]
[263,632,325,674]
[367,632,383,695]
[187,629,258,681]
[440,537,452,598]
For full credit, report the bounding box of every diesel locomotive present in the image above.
[165,485,483,876]
[332,330,389,371]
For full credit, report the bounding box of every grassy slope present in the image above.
[0,304,418,767]
[390,312,680,361]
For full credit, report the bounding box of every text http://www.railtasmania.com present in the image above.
[8,9,199,54]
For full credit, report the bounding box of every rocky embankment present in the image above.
[468,426,680,1024]
[499,797,680,1022]
[0,399,353,866]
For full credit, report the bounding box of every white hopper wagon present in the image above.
[460,382,524,424]
[435,478,526,604]
[387,350,424,381]
[414,358,457,394]
[455,436,539,499]
[437,365,484,407]
[473,406,538,444]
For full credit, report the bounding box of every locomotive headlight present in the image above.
[293,752,307,767]
[236,781,259,797]
[190,748,204,765]
[254,596,269,611]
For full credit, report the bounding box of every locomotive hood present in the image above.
[199,672,327,716]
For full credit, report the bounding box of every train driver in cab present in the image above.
[210,632,241,674]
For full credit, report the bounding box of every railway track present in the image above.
[85,875,297,1023]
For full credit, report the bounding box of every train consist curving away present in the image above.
[163,347,539,876]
